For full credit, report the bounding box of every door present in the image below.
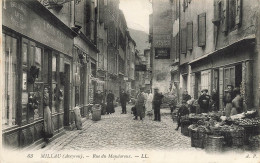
[64,63,71,126]
[224,66,235,89]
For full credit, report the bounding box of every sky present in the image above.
[119,0,152,34]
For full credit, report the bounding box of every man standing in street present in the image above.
[198,89,210,113]
[135,88,146,120]
[120,89,128,114]
[223,84,235,117]
[153,87,164,121]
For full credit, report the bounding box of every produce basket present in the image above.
[232,137,244,147]
[221,130,232,147]
[190,128,207,148]
[181,122,191,137]
[205,135,224,153]
[230,127,245,138]
[248,135,260,151]
[210,127,222,136]
[92,104,101,121]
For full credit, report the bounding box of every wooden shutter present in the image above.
[75,0,84,27]
[198,13,206,47]
[99,0,104,23]
[191,73,195,98]
[181,28,187,54]
[172,36,176,59]
[235,0,242,25]
[214,0,221,21]
[219,68,224,110]
[223,0,229,32]
[187,22,193,50]
[176,32,180,58]
[208,70,212,95]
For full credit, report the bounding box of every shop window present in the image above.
[198,13,206,47]
[2,34,18,128]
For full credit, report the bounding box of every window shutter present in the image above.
[176,33,180,59]
[75,1,84,27]
[198,13,206,47]
[208,70,211,95]
[187,22,193,50]
[181,28,187,54]
[214,0,221,21]
[235,0,242,25]
[219,68,224,110]
[171,36,176,59]
[99,0,104,23]
[223,0,229,32]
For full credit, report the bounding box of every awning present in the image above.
[189,34,256,65]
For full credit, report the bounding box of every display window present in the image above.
[2,33,18,129]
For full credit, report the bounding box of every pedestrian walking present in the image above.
[152,87,164,121]
[106,90,115,114]
[175,100,189,130]
[134,88,146,120]
[223,85,235,117]
[198,89,210,113]
[145,90,153,120]
[182,89,191,103]
[120,89,128,114]
[42,87,54,148]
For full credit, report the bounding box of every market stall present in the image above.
[179,110,260,152]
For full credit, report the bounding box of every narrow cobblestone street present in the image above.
[37,105,201,152]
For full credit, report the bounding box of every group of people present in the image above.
[175,85,244,130]
[132,87,164,121]
[94,90,116,115]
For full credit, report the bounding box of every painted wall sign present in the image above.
[3,1,73,56]
[153,34,171,48]
[155,48,170,59]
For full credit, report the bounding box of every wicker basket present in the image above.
[211,127,222,136]
[181,123,190,137]
[190,129,207,148]
[221,130,232,147]
[230,128,245,138]
[232,137,244,147]
[248,136,260,151]
[205,135,224,153]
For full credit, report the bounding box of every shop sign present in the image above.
[155,48,170,59]
[3,1,73,56]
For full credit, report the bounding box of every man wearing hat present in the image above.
[135,88,146,120]
[152,87,164,121]
[198,89,210,113]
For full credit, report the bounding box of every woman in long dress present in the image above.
[145,90,153,118]
[42,87,54,148]
[106,90,115,114]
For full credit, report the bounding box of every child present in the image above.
[175,100,189,131]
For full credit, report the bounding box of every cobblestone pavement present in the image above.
[37,105,202,152]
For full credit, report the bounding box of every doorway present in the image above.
[64,63,71,127]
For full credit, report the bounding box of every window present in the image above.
[198,13,206,47]
[187,22,193,50]
[2,34,18,128]
[201,70,211,94]
[222,0,242,32]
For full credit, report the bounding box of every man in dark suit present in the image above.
[120,89,128,114]
[152,87,164,121]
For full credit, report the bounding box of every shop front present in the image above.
[2,1,75,148]
[189,37,255,111]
